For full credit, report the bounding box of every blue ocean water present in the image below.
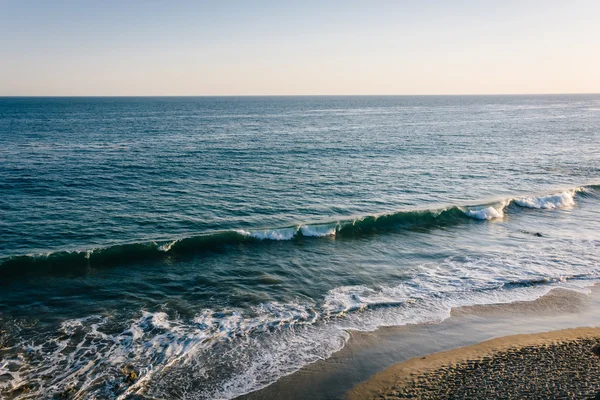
[1,95,600,399]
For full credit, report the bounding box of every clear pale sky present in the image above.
[1,0,599,96]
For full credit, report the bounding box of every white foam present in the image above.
[322,285,409,315]
[150,311,173,330]
[237,227,298,241]
[158,240,178,252]
[464,205,504,220]
[237,224,337,240]
[515,190,577,209]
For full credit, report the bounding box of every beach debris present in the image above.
[121,364,138,384]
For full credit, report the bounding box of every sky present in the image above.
[1,0,599,96]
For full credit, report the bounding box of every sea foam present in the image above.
[515,190,578,209]
[3,271,598,400]
[464,205,505,220]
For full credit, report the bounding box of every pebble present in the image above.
[385,338,600,399]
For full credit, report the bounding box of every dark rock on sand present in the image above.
[126,371,138,384]
[122,365,138,384]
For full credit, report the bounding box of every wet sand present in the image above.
[240,285,600,400]
[348,327,600,399]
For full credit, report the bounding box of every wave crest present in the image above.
[515,189,578,209]
[1,186,595,276]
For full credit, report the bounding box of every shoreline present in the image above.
[348,327,600,399]
[240,284,600,400]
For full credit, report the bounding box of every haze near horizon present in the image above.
[1,0,599,96]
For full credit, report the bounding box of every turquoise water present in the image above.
[1,95,600,399]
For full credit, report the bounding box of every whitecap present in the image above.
[464,205,504,220]
[515,190,577,209]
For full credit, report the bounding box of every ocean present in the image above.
[1,95,599,399]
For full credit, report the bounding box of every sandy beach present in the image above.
[348,327,600,399]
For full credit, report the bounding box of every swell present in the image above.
[1,185,598,277]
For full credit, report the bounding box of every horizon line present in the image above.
[1,92,599,98]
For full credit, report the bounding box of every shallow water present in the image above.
[1,95,600,399]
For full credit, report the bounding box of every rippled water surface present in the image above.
[1,95,600,399]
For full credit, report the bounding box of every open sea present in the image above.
[1,95,600,399]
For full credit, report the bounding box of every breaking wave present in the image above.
[514,190,577,209]
[0,186,596,276]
